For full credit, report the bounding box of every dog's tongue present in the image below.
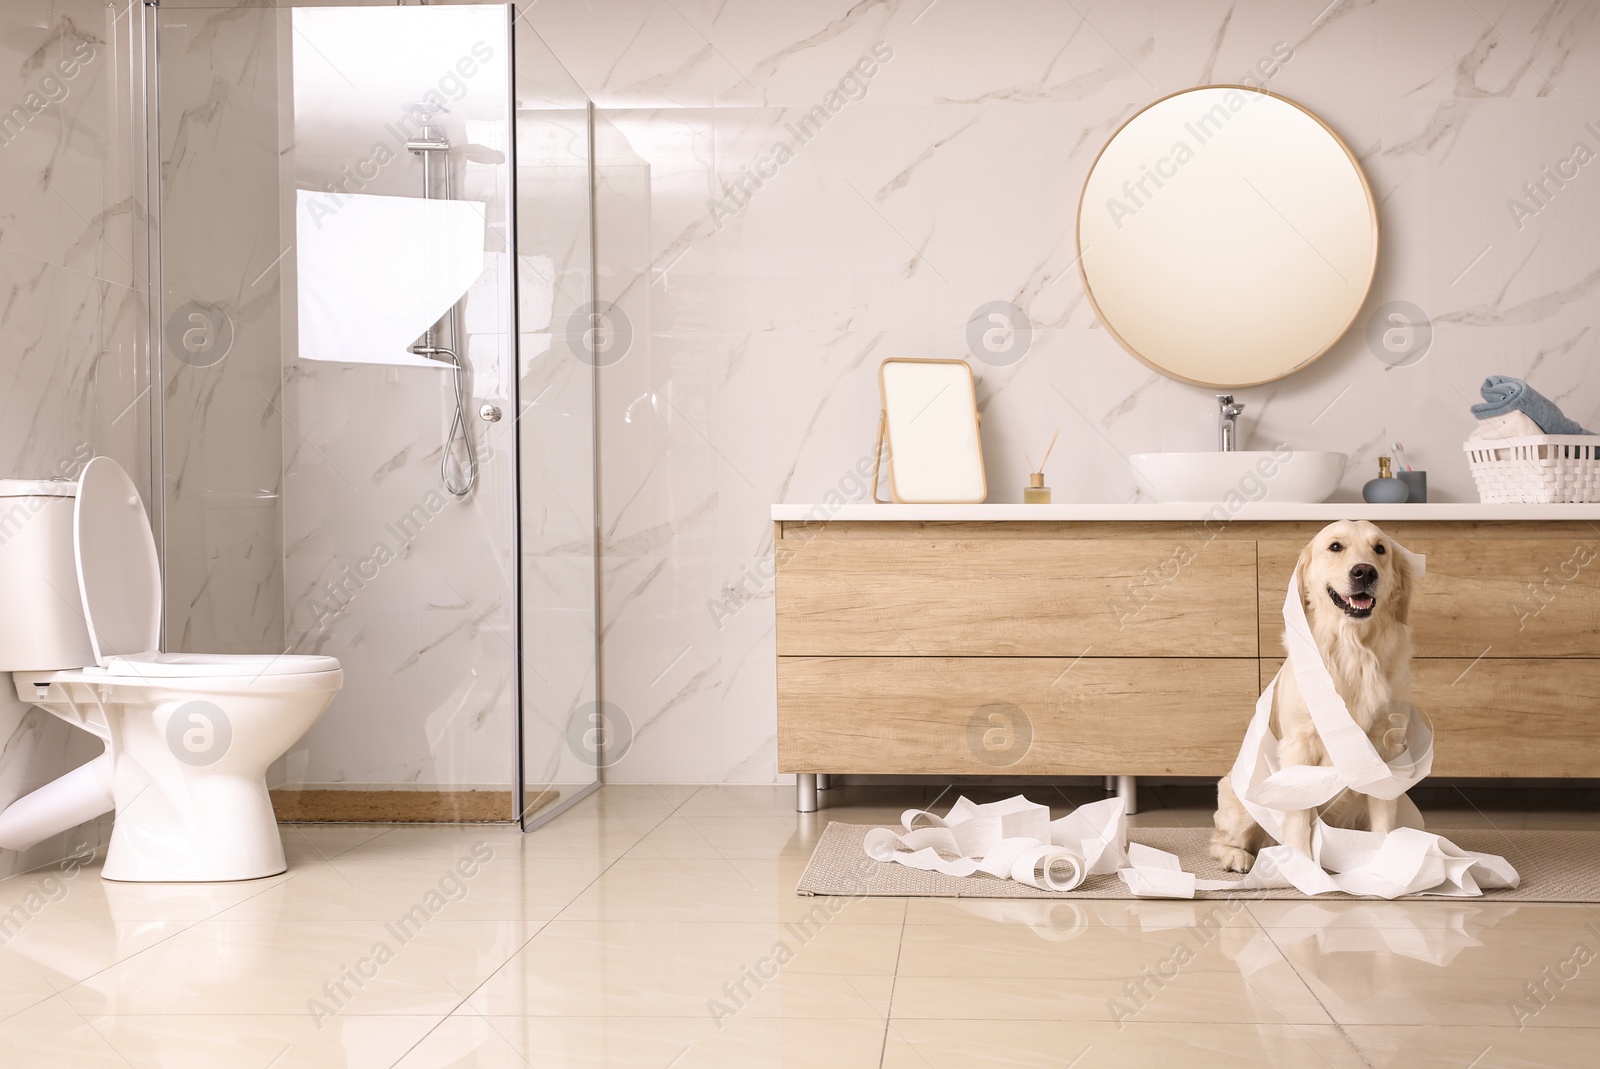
[1348,593,1375,609]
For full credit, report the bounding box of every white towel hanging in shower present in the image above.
[294,189,487,368]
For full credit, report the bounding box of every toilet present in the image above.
[0,457,341,881]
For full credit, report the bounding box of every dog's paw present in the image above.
[1209,843,1255,873]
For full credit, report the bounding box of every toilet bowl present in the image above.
[0,457,342,882]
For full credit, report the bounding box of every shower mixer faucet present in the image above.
[406,131,450,154]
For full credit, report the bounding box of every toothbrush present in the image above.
[1390,442,1412,472]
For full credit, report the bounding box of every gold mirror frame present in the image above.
[1075,86,1379,389]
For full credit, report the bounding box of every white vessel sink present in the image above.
[1129,450,1347,504]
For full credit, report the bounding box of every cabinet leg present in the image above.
[1104,775,1116,792]
[816,774,833,791]
[797,774,818,813]
[1116,775,1137,816]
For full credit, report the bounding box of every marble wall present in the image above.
[0,0,144,876]
[515,0,1600,783]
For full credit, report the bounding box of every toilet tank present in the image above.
[0,480,97,671]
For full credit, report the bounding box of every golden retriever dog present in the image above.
[1210,519,1417,873]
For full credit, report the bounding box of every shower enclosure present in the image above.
[146,2,599,826]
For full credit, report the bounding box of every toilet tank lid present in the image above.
[0,478,78,498]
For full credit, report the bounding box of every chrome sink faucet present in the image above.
[1217,394,1246,452]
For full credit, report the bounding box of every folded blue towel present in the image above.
[1470,376,1593,435]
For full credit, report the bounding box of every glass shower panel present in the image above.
[153,4,560,819]
[510,22,601,825]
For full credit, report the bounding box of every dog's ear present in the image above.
[1295,540,1316,613]
[1390,547,1416,626]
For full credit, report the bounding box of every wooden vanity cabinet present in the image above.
[775,519,1600,781]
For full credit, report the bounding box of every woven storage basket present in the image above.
[1463,434,1600,503]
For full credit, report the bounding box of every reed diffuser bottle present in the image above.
[1022,430,1059,504]
[1025,472,1050,504]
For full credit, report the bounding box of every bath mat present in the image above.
[796,822,1600,902]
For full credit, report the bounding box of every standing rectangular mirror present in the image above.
[875,358,987,504]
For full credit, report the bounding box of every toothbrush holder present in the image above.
[1397,470,1427,503]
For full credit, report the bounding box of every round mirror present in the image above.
[1077,87,1378,388]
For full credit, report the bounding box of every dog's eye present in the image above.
[1328,542,1343,552]
[1375,544,1387,555]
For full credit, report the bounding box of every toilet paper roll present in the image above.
[1010,846,1088,892]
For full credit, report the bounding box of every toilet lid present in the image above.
[74,457,162,666]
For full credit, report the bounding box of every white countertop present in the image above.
[772,502,1600,522]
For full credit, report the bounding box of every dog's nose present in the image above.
[1349,563,1377,586]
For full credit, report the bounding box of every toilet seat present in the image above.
[20,652,342,685]
[18,661,342,690]
[105,651,342,678]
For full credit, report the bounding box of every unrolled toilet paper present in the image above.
[862,542,1520,900]
[863,795,1128,892]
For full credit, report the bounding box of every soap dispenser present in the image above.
[1362,457,1410,503]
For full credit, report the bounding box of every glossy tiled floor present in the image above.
[2,783,1598,1067]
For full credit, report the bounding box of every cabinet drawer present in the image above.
[1258,536,1600,658]
[777,538,1258,657]
[777,656,1258,775]
[1262,657,1600,777]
